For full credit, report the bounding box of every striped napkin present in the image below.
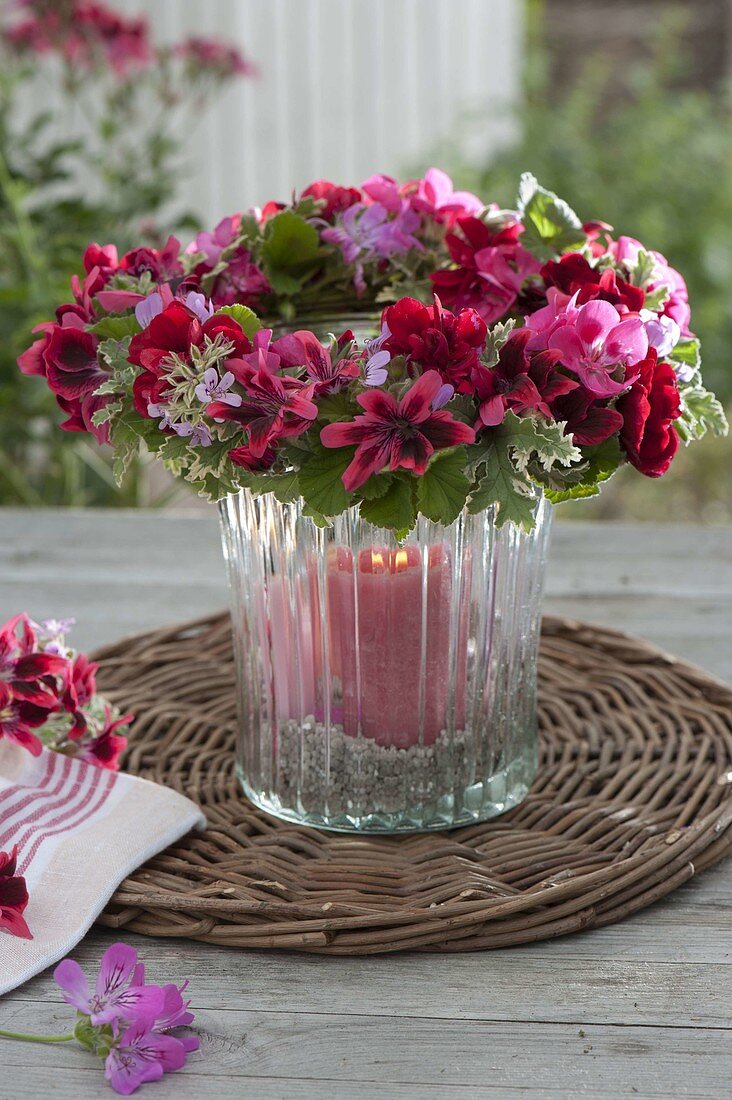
[0,742,205,996]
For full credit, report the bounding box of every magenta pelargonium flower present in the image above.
[548,299,648,397]
[322,202,423,294]
[55,942,166,1027]
[321,370,475,491]
[0,941,198,1095]
[409,167,483,224]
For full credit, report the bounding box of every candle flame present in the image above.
[371,551,385,572]
[394,549,410,573]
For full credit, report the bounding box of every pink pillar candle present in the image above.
[326,544,466,748]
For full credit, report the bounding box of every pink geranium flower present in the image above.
[548,299,648,397]
[610,236,691,333]
[104,1020,188,1096]
[321,370,475,491]
[408,167,483,224]
[55,942,165,1027]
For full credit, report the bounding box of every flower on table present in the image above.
[321,369,475,491]
[0,612,132,769]
[49,941,197,1094]
[0,846,32,940]
[105,1019,189,1095]
[56,942,165,1027]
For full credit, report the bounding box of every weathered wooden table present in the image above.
[1,509,731,1099]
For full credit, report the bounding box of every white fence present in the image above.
[112,0,523,225]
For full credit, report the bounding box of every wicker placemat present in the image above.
[93,613,732,954]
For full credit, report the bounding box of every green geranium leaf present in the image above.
[481,319,516,368]
[98,336,133,371]
[627,248,657,288]
[214,304,262,338]
[517,173,586,261]
[468,444,537,531]
[299,444,354,516]
[87,314,141,340]
[643,284,670,311]
[676,383,729,443]
[109,413,154,484]
[670,337,701,372]
[158,433,195,477]
[504,412,583,472]
[357,471,394,501]
[90,401,120,428]
[360,476,416,531]
[544,437,623,503]
[261,210,322,295]
[269,470,301,503]
[316,391,356,423]
[416,447,471,525]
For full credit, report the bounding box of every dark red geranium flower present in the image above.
[431,216,541,325]
[0,613,67,708]
[82,242,119,282]
[119,235,182,281]
[540,253,645,313]
[617,352,681,477]
[381,296,487,393]
[0,846,32,940]
[208,371,317,458]
[275,330,360,395]
[320,369,475,491]
[78,710,130,771]
[302,179,362,221]
[0,683,49,757]
[472,329,577,428]
[228,442,277,471]
[61,651,99,737]
[550,386,624,446]
[128,301,252,419]
[44,326,104,401]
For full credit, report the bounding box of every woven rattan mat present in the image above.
[93,612,732,954]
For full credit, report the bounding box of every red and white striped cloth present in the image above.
[0,742,205,995]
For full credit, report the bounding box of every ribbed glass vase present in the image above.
[219,493,552,833]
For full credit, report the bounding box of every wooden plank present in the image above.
[2,1000,731,1099]
[0,1067,526,1100]
[7,925,731,1028]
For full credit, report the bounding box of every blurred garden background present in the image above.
[2,0,730,519]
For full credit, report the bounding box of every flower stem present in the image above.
[0,1028,75,1045]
